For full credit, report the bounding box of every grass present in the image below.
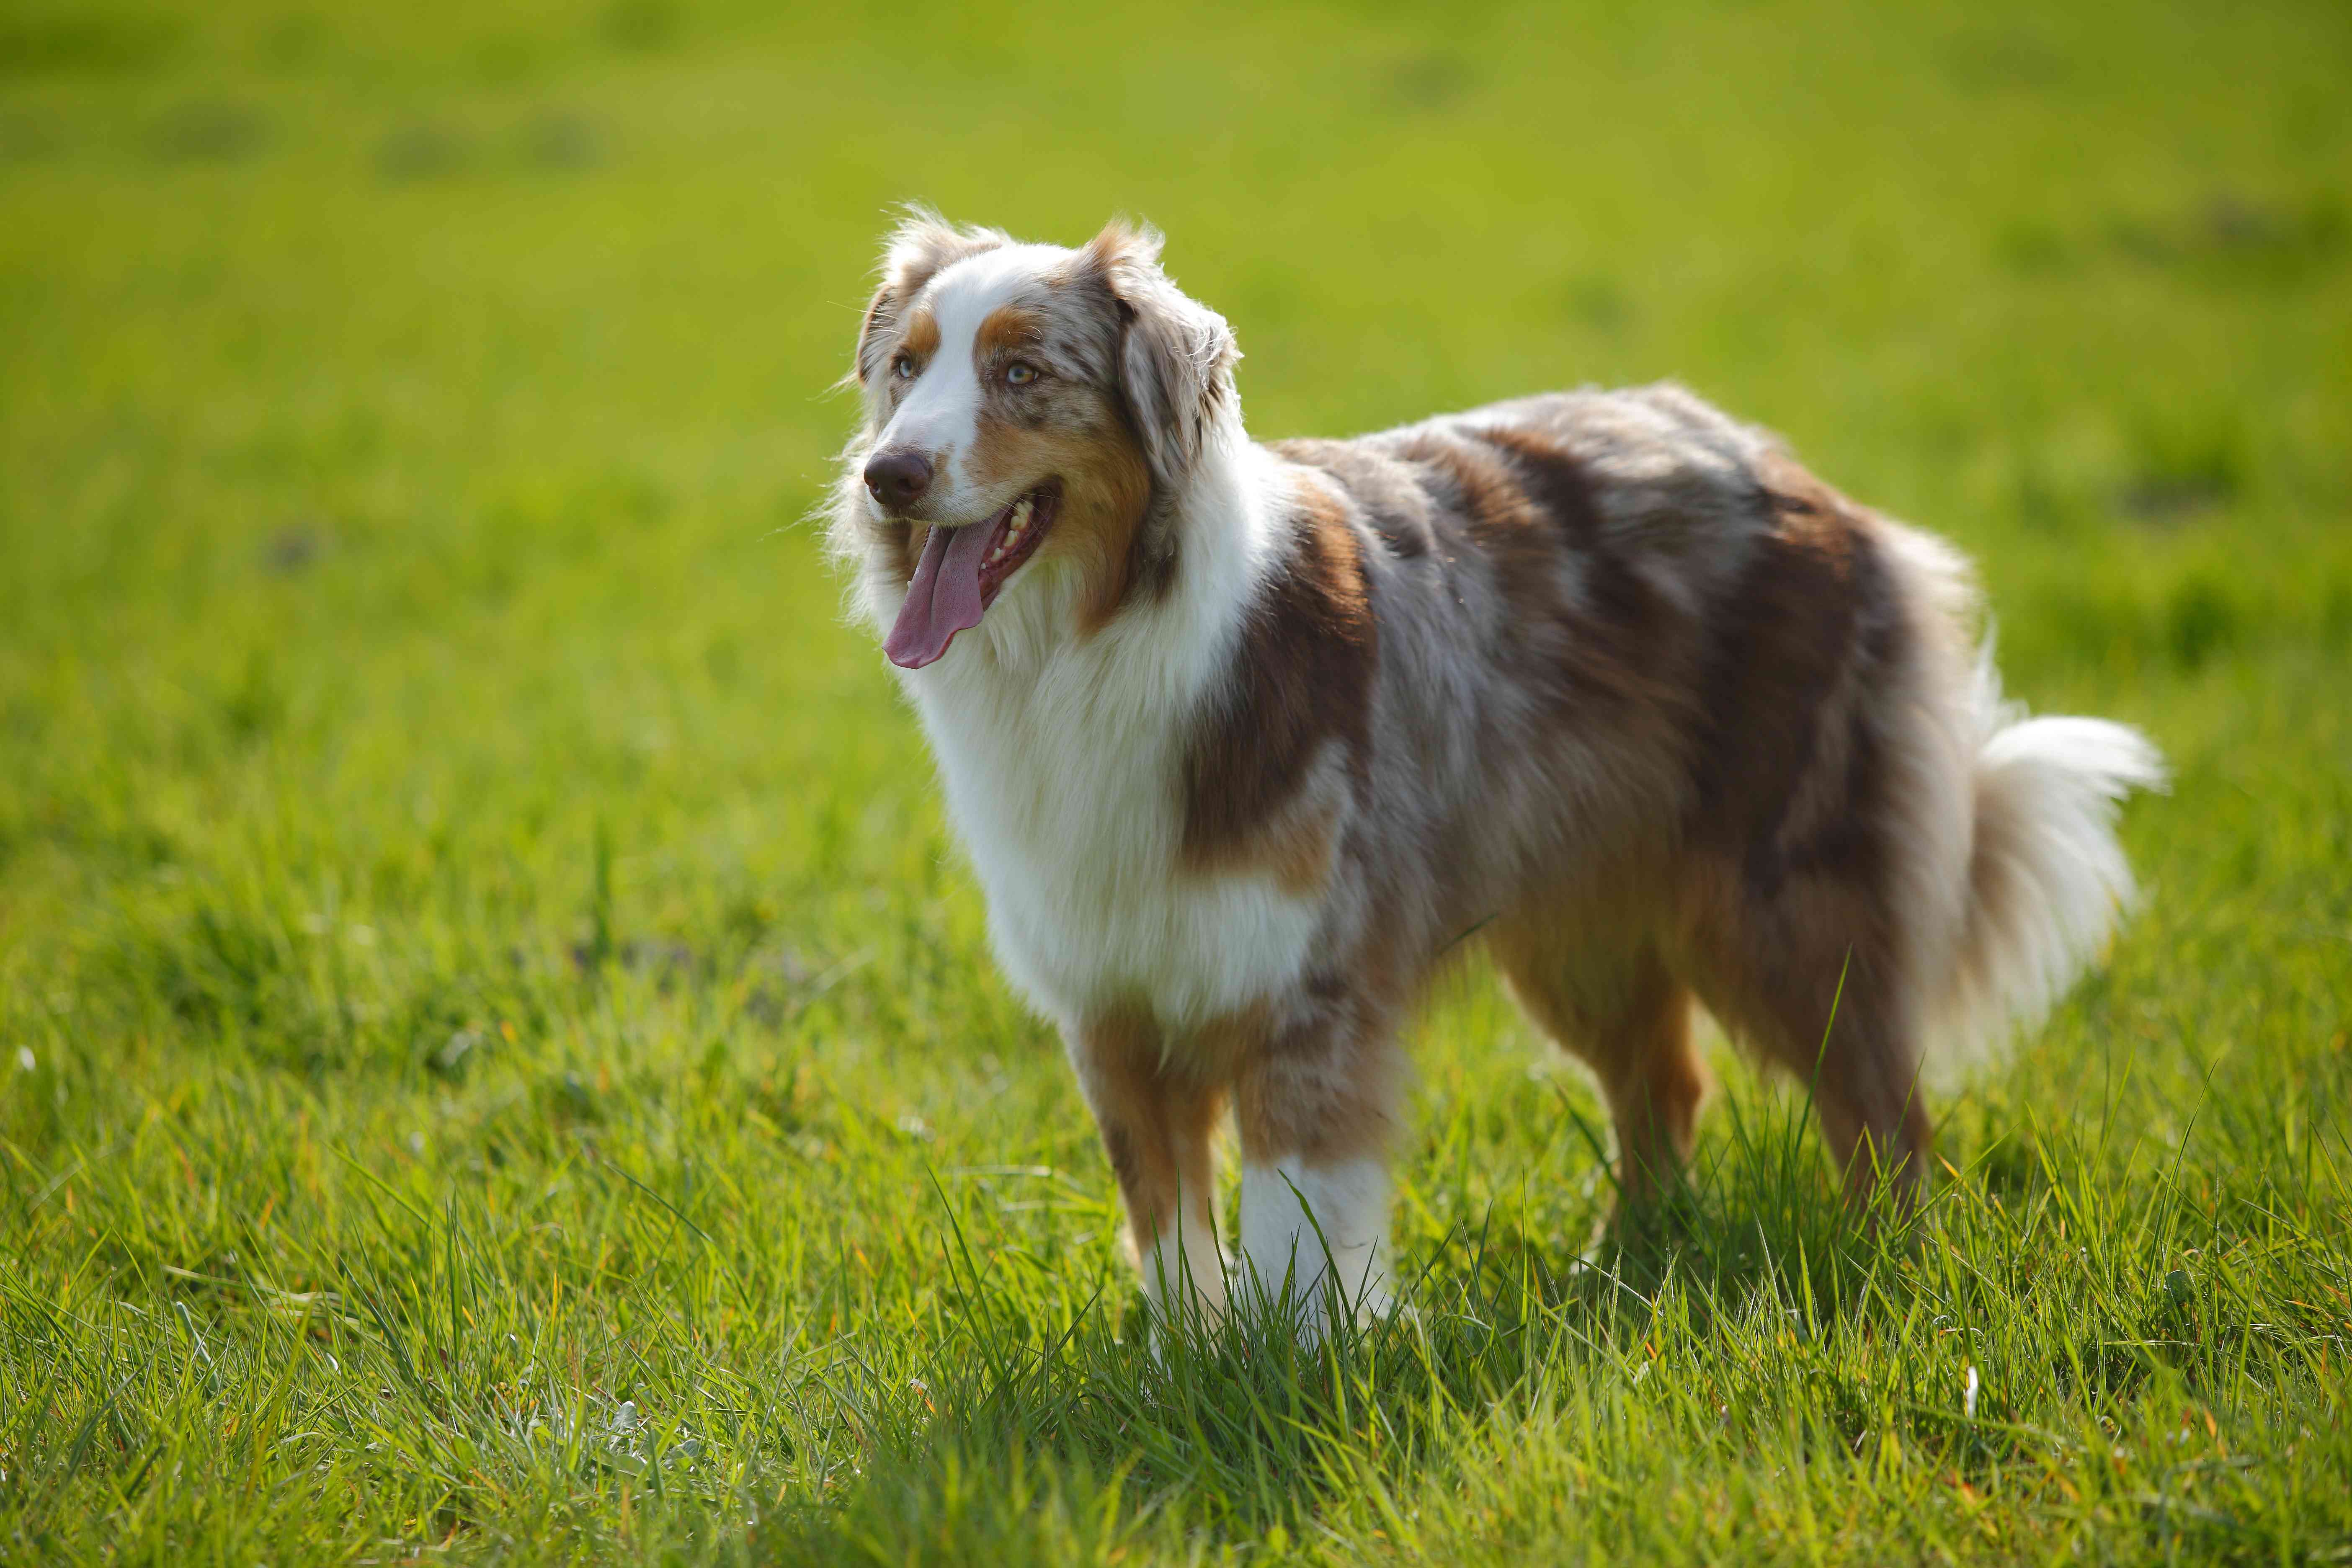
[2,0,2349,1560]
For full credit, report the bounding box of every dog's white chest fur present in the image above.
[905,602,1320,1033]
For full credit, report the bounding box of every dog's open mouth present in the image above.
[885,482,1060,669]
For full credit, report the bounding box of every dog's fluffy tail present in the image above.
[1933,648,2166,1069]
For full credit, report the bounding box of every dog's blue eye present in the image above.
[892,354,916,379]
[1005,361,1038,386]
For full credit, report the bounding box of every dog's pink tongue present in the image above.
[885,521,992,669]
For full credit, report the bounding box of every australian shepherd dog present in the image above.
[828,212,2163,1336]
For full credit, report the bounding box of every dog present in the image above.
[827,211,2163,1335]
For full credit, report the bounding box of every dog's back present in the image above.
[1272,384,2162,1201]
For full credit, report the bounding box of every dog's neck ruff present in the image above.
[879,412,1313,1029]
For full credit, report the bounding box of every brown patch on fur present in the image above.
[1073,1007,1225,1259]
[1073,220,1158,281]
[897,307,941,365]
[883,521,924,587]
[1264,812,1338,897]
[975,304,1042,358]
[962,414,1153,636]
[1181,1001,1269,1084]
[1465,424,1695,724]
[1231,1005,1405,1167]
[1688,455,1903,899]
[1180,490,1375,878]
[1187,807,1341,897]
[1268,440,1434,559]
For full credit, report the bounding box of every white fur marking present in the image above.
[1238,1157,1391,1334]
[849,247,1305,1027]
[1140,1206,1227,1326]
[901,460,1300,1024]
[1931,646,2168,1075]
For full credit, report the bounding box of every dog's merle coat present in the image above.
[830,213,2161,1332]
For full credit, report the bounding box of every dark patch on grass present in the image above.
[1994,222,2073,277]
[430,1025,490,1079]
[2324,580,2352,647]
[2108,191,2347,285]
[536,1068,606,1126]
[702,634,741,688]
[2019,574,2267,677]
[1971,1130,2048,1199]
[2054,1332,2158,1403]
[1560,275,1632,330]
[124,900,300,1036]
[2010,450,2081,536]
[0,794,178,881]
[254,14,327,69]
[1384,50,1474,112]
[145,102,272,164]
[604,0,683,53]
[374,121,472,182]
[0,13,179,75]
[2117,415,2246,527]
[2164,575,2240,673]
[521,110,603,172]
[2116,473,2233,526]
[219,653,287,747]
[98,892,539,1077]
[1941,28,2071,93]
[262,525,327,575]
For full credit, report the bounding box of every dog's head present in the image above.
[831,212,1238,669]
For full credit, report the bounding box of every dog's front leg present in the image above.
[1069,1010,1228,1328]
[1232,1015,1403,1339]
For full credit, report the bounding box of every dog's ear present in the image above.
[1075,219,1239,492]
[851,207,1008,387]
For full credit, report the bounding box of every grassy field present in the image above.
[3,0,2350,1560]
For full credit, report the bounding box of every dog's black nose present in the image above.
[863,449,934,511]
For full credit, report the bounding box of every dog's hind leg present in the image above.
[1070,1010,1229,1327]
[1810,1048,1934,1212]
[1490,926,1709,1215]
[1689,904,1935,1215]
[1770,988,1934,1215]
